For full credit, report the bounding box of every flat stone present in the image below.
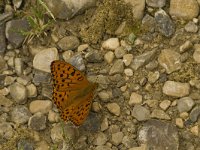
[158,49,181,74]
[146,0,166,7]
[163,81,190,97]
[10,105,31,124]
[130,50,156,70]
[33,47,59,73]
[169,0,199,20]
[93,132,108,146]
[29,100,52,114]
[193,44,200,63]
[109,59,124,75]
[102,38,120,50]
[5,19,30,48]
[28,112,46,131]
[155,9,175,37]
[177,97,194,113]
[138,120,179,150]
[57,36,80,50]
[111,132,124,146]
[9,82,27,104]
[106,103,120,116]
[150,109,171,120]
[132,105,150,121]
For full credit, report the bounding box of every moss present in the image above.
[80,0,141,44]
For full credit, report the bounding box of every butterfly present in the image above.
[50,60,98,126]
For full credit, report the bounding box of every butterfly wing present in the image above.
[51,60,90,92]
[60,83,97,126]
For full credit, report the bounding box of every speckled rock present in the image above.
[10,105,31,124]
[28,112,46,131]
[169,0,199,20]
[33,47,59,73]
[9,82,27,104]
[163,81,190,97]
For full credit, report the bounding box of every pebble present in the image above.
[123,54,133,66]
[114,47,127,58]
[138,120,178,150]
[122,136,136,148]
[189,106,200,122]
[155,9,175,37]
[179,112,189,119]
[10,105,31,124]
[33,70,51,85]
[95,146,112,150]
[129,144,147,150]
[175,118,184,128]
[169,0,199,20]
[124,68,133,77]
[129,92,143,106]
[109,59,124,75]
[14,57,23,76]
[158,49,181,74]
[0,56,7,72]
[184,21,198,33]
[4,76,16,86]
[35,141,49,150]
[131,105,150,121]
[0,122,14,140]
[48,110,60,123]
[106,103,121,116]
[111,132,124,146]
[29,100,52,114]
[159,100,171,110]
[9,82,27,104]
[190,125,199,136]
[0,25,6,53]
[150,109,171,120]
[0,94,13,107]
[57,36,80,50]
[177,97,194,113]
[98,90,110,102]
[193,44,200,63]
[33,47,59,73]
[100,117,109,131]
[69,54,85,71]
[180,40,193,53]
[28,112,46,131]
[148,71,159,83]
[92,102,102,112]
[93,132,108,146]
[26,84,37,97]
[145,60,158,70]
[77,44,89,52]
[146,0,166,7]
[85,50,103,63]
[104,51,115,64]
[62,50,74,62]
[130,50,156,70]
[162,81,190,97]
[145,99,159,108]
[102,38,120,50]
[16,76,30,86]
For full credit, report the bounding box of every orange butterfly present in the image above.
[50,60,98,126]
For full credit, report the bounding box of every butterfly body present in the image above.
[51,60,97,126]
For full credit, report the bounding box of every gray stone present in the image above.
[10,105,31,124]
[138,120,179,150]
[163,81,190,97]
[155,9,175,37]
[93,132,108,146]
[69,54,85,71]
[177,97,194,113]
[33,70,51,85]
[57,36,80,50]
[189,106,200,122]
[169,0,199,20]
[28,112,46,131]
[5,19,30,48]
[9,82,27,104]
[17,139,34,150]
[142,14,156,32]
[115,47,127,59]
[111,132,124,146]
[0,122,14,140]
[132,105,150,121]
[158,49,181,74]
[45,0,97,20]
[0,24,6,53]
[130,50,156,70]
[109,59,124,75]
[146,0,166,8]
[33,47,59,73]
[184,21,198,33]
[85,49,103,63]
